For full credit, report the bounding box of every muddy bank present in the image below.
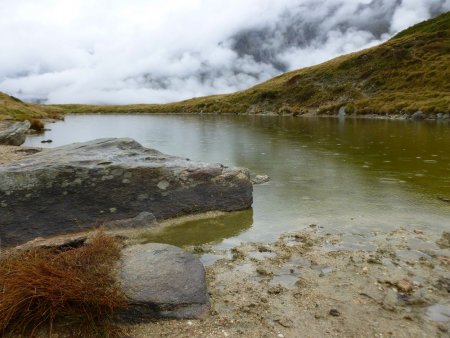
[124,227,450,337]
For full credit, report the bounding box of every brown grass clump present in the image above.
[0,231,127,337]
[30,119,45,132]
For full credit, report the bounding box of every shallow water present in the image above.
[24,115,450,247]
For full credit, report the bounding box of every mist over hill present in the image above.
[0,0,449,105]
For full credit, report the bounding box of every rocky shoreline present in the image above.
[1,124,449,337]
[124,227,450,337]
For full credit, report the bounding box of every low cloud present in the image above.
[0,0,448,104]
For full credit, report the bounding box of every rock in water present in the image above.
[0,120,30,146]
[411,110,426,121]
[0,138,253,245]
[251,174,270,185]
[117,243,209,320]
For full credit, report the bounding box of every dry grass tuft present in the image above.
[30,119,45,132]
[0,231,127,337]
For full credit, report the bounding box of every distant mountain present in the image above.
[1,12,449,121]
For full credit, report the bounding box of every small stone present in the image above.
[362,266,369,273]
[256,268,273,276]
[157,180,170,190]
[277,334,284,338]
[414,229,424,235]
[251,174,270,185]
[329,309,341,317]
[268,285,285,295]
[436,232,450,249]
[437,324,448,333]
[397,279,413,293]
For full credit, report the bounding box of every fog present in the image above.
[0,0,448,104]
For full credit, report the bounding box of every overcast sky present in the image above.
[0,0,448,104]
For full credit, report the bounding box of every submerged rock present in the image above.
[252,174,270,185]
[117,243,209,320]
[0,138,253,245]
[0,120,30,146]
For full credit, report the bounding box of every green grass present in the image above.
[1,12,449,120]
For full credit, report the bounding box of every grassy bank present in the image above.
[1,12,449,121]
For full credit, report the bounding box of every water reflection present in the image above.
[142,210,253,247]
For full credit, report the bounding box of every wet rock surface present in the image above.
[117,243,209,320]
[251,174,270,185]
[0,138,253,245]
[0,120,30,146]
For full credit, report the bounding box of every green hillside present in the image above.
[1,12,449,120]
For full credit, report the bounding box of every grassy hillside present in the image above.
[1,12,449,120]
[0,92,60,121]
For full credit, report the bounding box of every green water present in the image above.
[25,115,450,248]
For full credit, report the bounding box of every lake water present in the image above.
[24,115,450,248]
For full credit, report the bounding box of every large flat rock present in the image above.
[117,243,209,320]
[0,120,30,146]
[0,138,253,245]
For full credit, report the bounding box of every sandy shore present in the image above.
[0,144,42,164]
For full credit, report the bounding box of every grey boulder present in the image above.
[411,110,426,121]
[0,138,253,245]
[117,243,209,320]
[0,120,30,146]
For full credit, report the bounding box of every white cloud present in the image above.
[0,0,447,104]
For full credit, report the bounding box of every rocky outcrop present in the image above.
[0,120,30,145]
[0,138,253,245]
[117,243,209,320]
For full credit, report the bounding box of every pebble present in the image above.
[437,324,448,333]
[277,334,284,338]
[397,279,413,293]
[329,309,341,317]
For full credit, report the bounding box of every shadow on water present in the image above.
[142,210,253,247]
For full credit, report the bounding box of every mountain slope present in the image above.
[0,92,60,121]
[1,12,449,120]
[156,11,450,116]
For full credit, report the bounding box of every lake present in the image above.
[24,115,450,249]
